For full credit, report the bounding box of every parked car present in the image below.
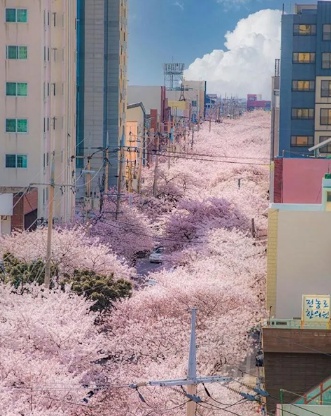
[149,247,164,263]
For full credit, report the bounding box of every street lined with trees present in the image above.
[0,111,270,415]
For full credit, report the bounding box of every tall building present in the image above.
[0,1,77,224]
[76,0,128,196]
[279,1,331,158]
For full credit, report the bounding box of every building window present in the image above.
[6,8,28,23]
[323,24,331,40]
[327,192,331,202]
[320,109,331,125]
[6,82,27,96]
[293,53,315,63]
[291,135,314,147]
[6,46,27,59]
[292,108,314,119]
[5,118,28,133]
[319,136,331,153]
[292,80,315,91]
[322,53,331,69]
[5,154,27,168]
[321,80,331,97]
[293,24,316,35]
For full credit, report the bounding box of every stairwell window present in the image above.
[321,80,331,97]
[6,82,28,96]
[293,53,315,63]
[293,24,316,35]
[5,154,27,168]
[323,24,331,40]
[6,9,28,23]
[320,109,331,125]
[322,53,331,69]
[319,136,331,153]
[6,46,28,60]
[5,118,28,133]
[292,108,314,119]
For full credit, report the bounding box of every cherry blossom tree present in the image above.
[0,284,108,416]
[90,198,154,264]
[79,111,271,415]
[0,226,133,280]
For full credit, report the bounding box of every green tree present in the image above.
[63,269,132,312]
[0,252,132,311]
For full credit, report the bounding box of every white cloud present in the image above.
[184,9,281,100]
[174,1,184,11]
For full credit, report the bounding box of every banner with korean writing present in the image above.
[302,295,330,322]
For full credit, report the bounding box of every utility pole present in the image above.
[191,125,194,150]
[152,133,160,197]
[209,117,211,132]
[115,146,124,220]
[129,309,233,413]
[104,133,109,193]
[45,151,55,289]
[187,308,197,416]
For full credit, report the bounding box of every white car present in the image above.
[149,247,164,263]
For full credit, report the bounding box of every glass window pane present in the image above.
[5,9,16,22]
[18,46,27,59]
[6,119,16,132]
[17,9,27,22]
[7,46,17,59]
[6,82,16,96]
[17,155,27,168]
[17,119,28,132]
[5,155,16,168]
[17,83,27,96]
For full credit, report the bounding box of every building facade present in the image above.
[0,1,77,223]
[279,1,331,158]
[76,0,127,195]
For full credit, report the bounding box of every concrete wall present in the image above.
[267,209,331,318]
[0,0,76,222]
[128,86,162,115]
[79,0,127,191]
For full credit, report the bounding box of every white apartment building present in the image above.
[0,1,76,225]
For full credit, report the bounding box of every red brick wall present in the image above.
[273,158,283,203]
[11,188,38,231]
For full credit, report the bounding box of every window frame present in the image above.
[322,53,331,69]
[293,24,316,36]
[319,136,331,153]
[5,154,27,168]
[6,82,28,96]
[292,80,315,91]
[6,45,28,60]
[291,135,314,147]
[321,80,331,97]
[323,24,331,41]
[320,109,331,125]
[293,52,316,64]
[5,118,28,133]
[291,108,315,120]
[5,8,28,23]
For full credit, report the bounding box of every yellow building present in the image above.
[125,103,147,192]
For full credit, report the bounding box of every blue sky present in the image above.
[128,0,320,98]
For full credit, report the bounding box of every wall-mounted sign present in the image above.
[302,295,330,322]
